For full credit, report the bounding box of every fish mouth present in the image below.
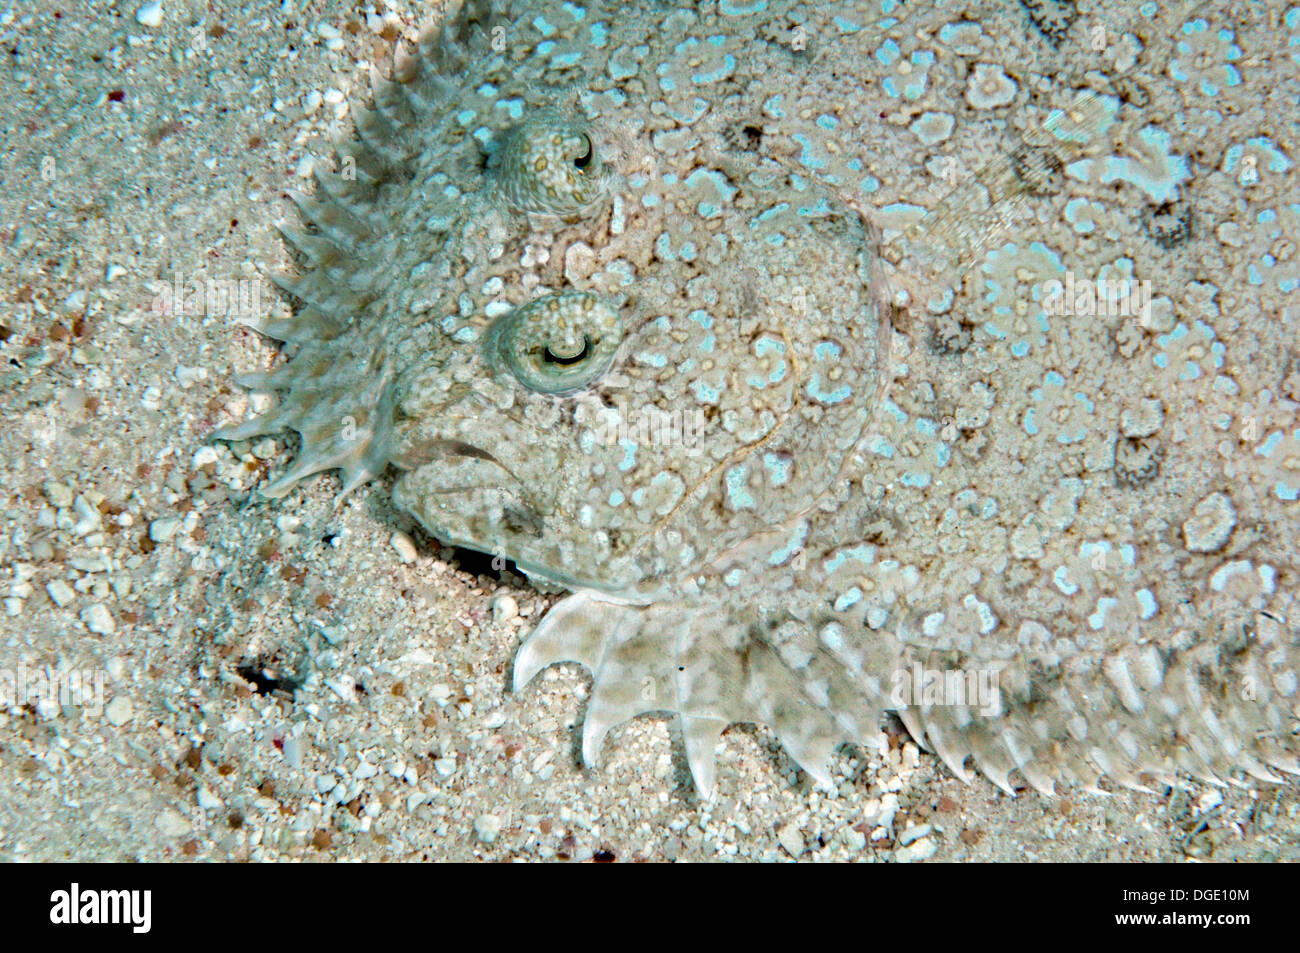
[390,440,547,554]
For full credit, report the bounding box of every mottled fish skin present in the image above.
[219,0,1300,798]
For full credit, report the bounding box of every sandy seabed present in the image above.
[0,0,1296,861]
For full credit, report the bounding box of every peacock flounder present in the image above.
[217,0,1300,798]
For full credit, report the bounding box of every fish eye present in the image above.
[496,113,610,215]
[486,292,622,394]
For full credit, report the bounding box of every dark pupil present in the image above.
[573,137,592,169]
[544,335,590,366]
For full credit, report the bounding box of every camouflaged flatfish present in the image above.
[217,0,1300,797]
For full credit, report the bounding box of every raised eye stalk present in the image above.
[495,113,612,216]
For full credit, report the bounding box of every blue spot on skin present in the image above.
[589,22,607,46]
[1053,566,1078,595]
[763,452,792,486]
[834,587,863,612]
[688,309,713,329]
[805,374,850,403]
[798,197,834,217]
[875,39,900,65]
[901,471,931,488]
[823,545,875,574]
[1136,589,1158,620]
[725,466,755,509]
[692,53,737,85]
[1257,431,1284,457]
[562,2,586,20]
[1069,126,1189,203]
[495,98,525,120]
[655,232,676,261]
[1089,597,1119,631]
[753,202,790,227]
[834,16,860,33]
[1064,197,1097,233]
[685,168,739,201]
[693,380,720,402]
[720,0,767,13]
[536,41,555,56]
[456,109,476,125]
[1248,136,1295,172]
[768,522,809,565]
[791,133,828,171]
[551,51,582,67]
[608,490,624,507]
[618,440,637,471]
[869,435,895,458]
[532,16,556,36]
[1024,408,1039,435]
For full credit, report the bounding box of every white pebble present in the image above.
[150,517,182,543]
[43,481,73,508]
[72,496,102,537]
[898,823,932,846]
[154,809,189,837]
[895,836,937,862]
[81,604,116,635]
[777,822,804,858]
[47,579,76,608]
[491,594,518,623]
[104,695,133,726]
[474,812,502,844]
[135,2,163,29]
[390,531,417,563]
[197,786,223,811]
